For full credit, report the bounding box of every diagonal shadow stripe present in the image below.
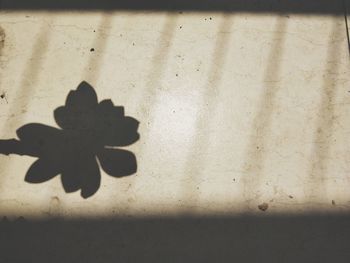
[181,14,234,210]
[0,19,53,192]
[241,16,287,203]
[83,13,113,83]
[307,17,343,201]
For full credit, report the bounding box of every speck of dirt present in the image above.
[93,30,96,32]
[289,195,293,199]
[90,48,95,52]
[196,69,200,71]
[332,200,336,205]
[0,27,5,50]
[179,26,182,29]
[132,43,135,46]
[258,202,269,211]
[0,93,5,99]
[233,178,235,182]
[209,17,212,20]
[176,74,178,77]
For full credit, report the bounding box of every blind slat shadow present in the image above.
[307,18,343,200]
[83,14,113,83]
[181,14,233,208]
[133,13,177,156]
[0,20,53,191]
[241,16,287,200]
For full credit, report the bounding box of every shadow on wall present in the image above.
[0,81,140,198]
[1,213,350,262]
[0,0,347,14]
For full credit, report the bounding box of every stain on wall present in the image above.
[0,26,5,68]
[0,26,5,52]
[0,26,6,100]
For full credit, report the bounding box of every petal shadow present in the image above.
[61,155,101,199]
[97,148,137,177]
[66,81,98,109]
[16,123,62,157]
[1,81,139,198]
[25,158,61,183]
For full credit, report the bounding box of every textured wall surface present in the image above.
[1,6,350,262]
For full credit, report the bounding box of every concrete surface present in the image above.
[2,3,350,262]
[0,9,350,219]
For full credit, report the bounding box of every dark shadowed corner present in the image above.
[0,0,348,14]
[1,213,350,263]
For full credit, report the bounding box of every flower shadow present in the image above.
[0,81,140,198]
